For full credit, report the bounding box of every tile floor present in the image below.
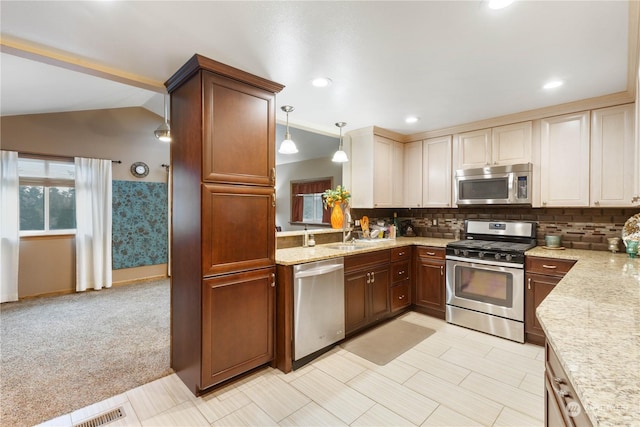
[37,313,545,427]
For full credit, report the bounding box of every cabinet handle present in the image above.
[271,273,276,288]
[553,377,565,385]
[398,270,405,276]
[440,265,444,276]
[398,294,405,300]
[542,264,558,269]
[594,200,600,205]
[527,278,531,290]
[399,252,405,256]
[271,167,276,184]
[272,193,276,207]
[427,251,436,256]
[371,272,375,283]
[366,272,370,284]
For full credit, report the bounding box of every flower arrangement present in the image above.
[322,185,350,209]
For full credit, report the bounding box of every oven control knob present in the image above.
[478,251,485,258]
[462,250,470,257]
[494,253,502,260]
[454,249,460,256]
[505,254,513,262]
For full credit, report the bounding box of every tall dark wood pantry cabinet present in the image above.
[166,54,284,395]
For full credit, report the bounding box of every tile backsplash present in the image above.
[352,207,639,252]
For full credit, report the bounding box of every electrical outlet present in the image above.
[432,219,438,226]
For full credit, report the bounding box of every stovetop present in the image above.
[446,219,537,264]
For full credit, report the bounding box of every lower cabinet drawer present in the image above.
[391,281,410,311]
[391,261,410,283]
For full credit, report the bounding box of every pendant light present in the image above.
[154,94,171,142]
[332,122,349,163]
[279,105,298,154]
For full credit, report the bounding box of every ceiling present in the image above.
[0,1,635,137]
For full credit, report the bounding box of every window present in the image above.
[18,156,76,235]
[290,178,332,225]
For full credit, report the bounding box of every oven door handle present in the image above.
[445,255,524,269]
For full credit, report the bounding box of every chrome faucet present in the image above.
[343,206,354,243]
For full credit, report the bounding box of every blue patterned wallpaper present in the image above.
[112,180,168,269]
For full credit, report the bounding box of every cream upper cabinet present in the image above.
[539,111,590,207]
[491,122,532,166]
[454,128,491,170]
[422,135,452,207]
[392,140,404,207]
[403,140,423,207]
[590,104,636,207]
[454,122,532,170]
[346,128,402,208]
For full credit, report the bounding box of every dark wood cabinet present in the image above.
[413,247,446,319]
[525,257,575,346]
[202,268,275,388]
[545,342,592,427]
[344,251,390,335]
[390,246,412,312]
[167,54,284,395]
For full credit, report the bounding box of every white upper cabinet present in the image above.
[590,104,635,207]
[491,122,532,166]
[454,122,532,170]
[346,128,403,208]
[454,128,491,170]
[539,111,590,207]
[403,140,423,208]
[422,135,452,207]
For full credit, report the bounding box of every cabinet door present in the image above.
[201,267,275,388]
[202,184,275,276]
[525,273,560,344]
[202,71,276,186]
[345,270,369,334]
[540,111,590,207]
[491,121,532,166]
[591,104,635,207]
[414,258,445,318]
[373,136,394,208]
[422,136,452,207]
[368,265,390,322]
[392,141,404,207]
[403,140,423,208]
[454,128,491,170]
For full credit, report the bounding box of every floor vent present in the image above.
[73,407,125,427]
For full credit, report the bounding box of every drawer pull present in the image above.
[553,377,565,384]
[426,251,436,256]
[528,278,531,290]
[399,251,405,256]
[371,272,375,283]
[440,265,444,276]
[366,272,371,284]
[398,270,405,275]
[542,264,558,269]
[398,295,405,300]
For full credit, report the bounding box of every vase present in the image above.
[330,202,344,229]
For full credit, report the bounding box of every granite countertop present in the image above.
[530,247,640,426]
[275,236,452,265]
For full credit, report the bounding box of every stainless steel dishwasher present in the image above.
[293,257,345,362]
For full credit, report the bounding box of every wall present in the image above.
[275,157,342,231]
[1,107,170,298]
[352,207,639,252]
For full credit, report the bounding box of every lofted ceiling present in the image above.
[0,1,636,138]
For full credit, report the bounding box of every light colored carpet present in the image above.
[341,319,435,365]
[0,279,171,427]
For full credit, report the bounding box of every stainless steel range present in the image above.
[445,219,537,343]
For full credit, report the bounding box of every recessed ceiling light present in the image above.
[488,0,514,10]
[405,116,419,124]
[311,77,332,88]
[543,80,564,89]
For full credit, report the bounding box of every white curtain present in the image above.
[75,157,112,291]
[0,151,20,303]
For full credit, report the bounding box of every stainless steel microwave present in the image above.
[454,163,532,205]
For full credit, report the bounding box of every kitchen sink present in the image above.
[326,244,359,251]
[354,238,392,244]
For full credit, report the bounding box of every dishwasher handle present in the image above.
[294,263,344,279]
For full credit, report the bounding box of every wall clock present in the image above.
[130,162,149,178]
